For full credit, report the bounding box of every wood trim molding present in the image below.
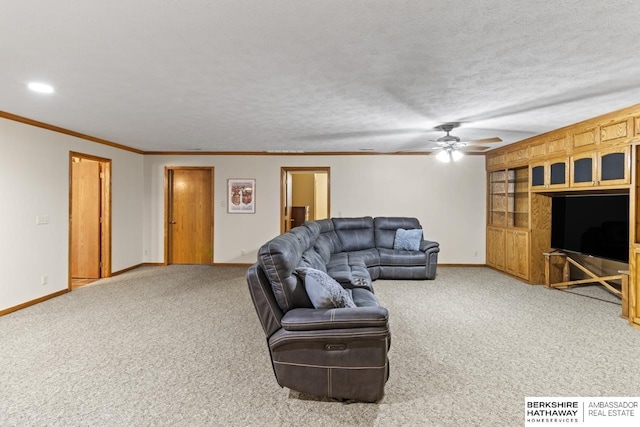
[112,264,144,275]
[1,110,489,157]
[144,151,487,156]
[0,289,69,317]
[0,110,143,154]
[280,166,331,234]
[68,152,112,288]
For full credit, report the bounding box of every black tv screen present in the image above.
[551,194,629,263]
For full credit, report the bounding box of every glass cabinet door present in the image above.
[489,170,507,226]
[490,168,528,228]
[509,167,529,228]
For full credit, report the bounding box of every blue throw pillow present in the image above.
[295,267,356,309]
[393,228,423,251]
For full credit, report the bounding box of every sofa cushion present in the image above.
[295,267,356,309]
[378,247,427,266]
[393,228,423,251]
[351,288,380,307]
[326,253,353,283]
[326,253,373,291]
[257,231,313,312]
[374,217,422,249]
[308,219,342,262]
[300,248,327,272]
[332,217,375,252]
[346,249,380,268]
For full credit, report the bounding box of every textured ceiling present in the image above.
[2,1,640,153]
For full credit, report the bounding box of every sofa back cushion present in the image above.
[332,217,375,252]
[300,247,327,272]
[257,227,314,312]
[374,217,422,249]
[306,219,342,263]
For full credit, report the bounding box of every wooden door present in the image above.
[284,172,293,231]
[597,145,630,186]
[529,161,547,191]
[290,206,309,229]
[506,230,529,280]
[547,157,569,189]
[570,151,596,187]
[486,226,506,270]
[168,168,213,264]
[71,160,101,278]
[630,248,640,327]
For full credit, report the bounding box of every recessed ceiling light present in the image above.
[27,82,54,94]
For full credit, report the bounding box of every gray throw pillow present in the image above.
[295,267,356,309]
[393,228,423,251]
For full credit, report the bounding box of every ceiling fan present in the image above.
[426,122,502,162]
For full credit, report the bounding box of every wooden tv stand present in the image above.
[543,251,628,318]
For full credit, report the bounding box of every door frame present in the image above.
[280,167,330,233]
[68,152,112,289]
[164,166,215,265]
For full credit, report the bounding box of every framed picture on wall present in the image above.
[228,178,255,214]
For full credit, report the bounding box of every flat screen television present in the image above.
[551,194,629,263]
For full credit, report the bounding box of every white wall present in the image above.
[0,119,486,312]
[0,118,144,312]
[143,154,486,265]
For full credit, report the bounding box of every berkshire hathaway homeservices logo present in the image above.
[525,397,639,426]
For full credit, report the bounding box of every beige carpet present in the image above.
[1,265,638,426]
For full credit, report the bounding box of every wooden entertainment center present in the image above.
[485,103,640,330]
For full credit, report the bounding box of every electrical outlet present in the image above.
[474,251,478,257]
[241,249,246,256]
[41,275,48,285]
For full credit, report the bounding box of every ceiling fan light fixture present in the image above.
[436,149,452,163]
[436,147,463,163]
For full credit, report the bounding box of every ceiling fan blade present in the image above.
[427,136,502,144]
[460,145,490,152]
[392,145,439,153]
[466,137,502,144]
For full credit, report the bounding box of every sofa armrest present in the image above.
[281,306,388,331]
[420,239,440,252]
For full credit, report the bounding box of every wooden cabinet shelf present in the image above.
[486,226,530,280]
[485,105,640,331]
[505,230,530,279]
[487,166,530,281]
[489,167,529,228]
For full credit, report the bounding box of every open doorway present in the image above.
[280,167,330,233]
[69,152,112,289]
